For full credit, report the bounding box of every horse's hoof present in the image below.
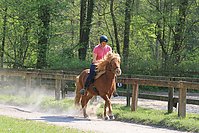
[84,114,89,118]
[109,115,115,120]
[104,116,109,120]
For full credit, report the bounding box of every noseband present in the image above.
[110,63,120,71]
[106,59,120,74]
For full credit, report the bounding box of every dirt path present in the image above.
[0,104,188,133]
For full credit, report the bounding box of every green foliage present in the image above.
[48,55,91,70]
[39,98,75,112]
[0,0,199,76]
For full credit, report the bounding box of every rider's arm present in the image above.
[93,53,98,64]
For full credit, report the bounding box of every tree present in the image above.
[78,0,94,60]
[0,0,38,68]
[37,2,50,68]
[123,0,134,71]
[172,0,189,63]
[110,0,120,55]
[1,6,7,69]
[143,0,197,70]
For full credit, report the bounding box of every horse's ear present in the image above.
[108,51,112,55]
[107,51,112,59]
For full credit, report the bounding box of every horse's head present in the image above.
[109,54,122,76]
[95,52,122,79]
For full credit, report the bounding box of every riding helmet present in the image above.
[100,35,108,43]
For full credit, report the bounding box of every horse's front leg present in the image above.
[107,94,115,120]
[103,102,109,120]
[108,103,114,120]
[101,94,114,120]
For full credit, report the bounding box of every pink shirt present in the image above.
[93,44,112,62]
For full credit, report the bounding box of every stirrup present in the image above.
[113,92,119,97]
[80,88,86,95]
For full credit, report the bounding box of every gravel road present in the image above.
[0,104,189,133]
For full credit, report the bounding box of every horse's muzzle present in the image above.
[115,68,122,76]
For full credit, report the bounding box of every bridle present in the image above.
[106,59,120,74]
[110,63,120,71]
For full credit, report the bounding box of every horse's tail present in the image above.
[74,75,82,108]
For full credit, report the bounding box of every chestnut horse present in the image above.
[74,52,121,120]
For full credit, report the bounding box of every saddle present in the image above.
[88,71,99,95]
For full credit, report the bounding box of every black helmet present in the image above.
[100,35,108,43]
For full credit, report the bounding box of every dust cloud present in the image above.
[0,77,102,118]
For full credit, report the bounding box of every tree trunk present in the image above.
[123,0,133,71]
[78,0,94,61]
[1,7,7,80]
[173,0,188,63]
[110,0,120,55]
[154,0,168,69]
[37,5,50,68]
[78,0,87,61]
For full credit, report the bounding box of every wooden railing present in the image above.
[0,68,199,118]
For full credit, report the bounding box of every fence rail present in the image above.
[0,69,199,117]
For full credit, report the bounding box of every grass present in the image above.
[97,104,199,132]
[0,93,199,132]
[0,94,75,113]
[0,115,93,133]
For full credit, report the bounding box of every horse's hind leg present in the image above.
[81,93,93,118]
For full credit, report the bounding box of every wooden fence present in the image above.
[0,68,199,118]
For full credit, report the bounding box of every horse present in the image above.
[74,52,122,120]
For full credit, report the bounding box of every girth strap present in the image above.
[92,84,99,95]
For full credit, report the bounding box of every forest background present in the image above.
[0,0,199,77]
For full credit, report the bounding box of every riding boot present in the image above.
[80,63,97,95]
[80,77,91,95]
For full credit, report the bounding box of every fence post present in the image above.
[14,76,19,94]
[36,69,41,92]
[26,74,31,98]
[168,78,174,113]
[131,84,139,112]
[14,68,19,94]
[60,70,66,99]
[61,80,66,99]
[126,75,131,106]
[55,79,61,100]
[178,88,187,117]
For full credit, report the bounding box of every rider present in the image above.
[79,35,119,97]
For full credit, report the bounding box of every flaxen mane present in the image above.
[95,51,120,79]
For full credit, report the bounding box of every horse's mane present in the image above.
[95,51,120,79]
